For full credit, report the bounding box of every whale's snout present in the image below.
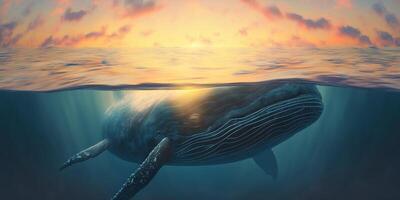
[261,84,323,146]
[174,83,323,164]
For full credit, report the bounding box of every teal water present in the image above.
[0,85,399,199]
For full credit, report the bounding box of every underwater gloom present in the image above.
[1,82,400,200]
[1,0,400,199]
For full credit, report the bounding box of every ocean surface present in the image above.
[0,47,400,200]
[0,47,399,91]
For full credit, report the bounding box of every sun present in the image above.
[189,41,204,48]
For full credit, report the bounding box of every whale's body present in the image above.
[104,83,323,165]
[61,83,323,200]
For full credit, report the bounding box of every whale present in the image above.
[60,82,323,200]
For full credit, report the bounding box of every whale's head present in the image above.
[172,83,324,163]
[218,83,323,147]
[173,83,323,138]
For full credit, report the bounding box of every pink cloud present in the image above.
[241,0,282,20]
[336,0,352,8]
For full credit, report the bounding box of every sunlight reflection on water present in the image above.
[0,47,399,91]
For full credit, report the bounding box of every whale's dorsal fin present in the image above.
[253,148,278,180]
[111,137,171,200]
[60,139,111,170]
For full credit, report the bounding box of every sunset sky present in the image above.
[1,0,399,48]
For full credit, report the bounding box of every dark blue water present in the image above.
[1,85,399,200]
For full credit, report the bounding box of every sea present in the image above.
[0,47,399,200]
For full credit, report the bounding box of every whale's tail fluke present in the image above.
[60,139,111,171]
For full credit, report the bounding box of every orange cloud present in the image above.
[40,25,132,48]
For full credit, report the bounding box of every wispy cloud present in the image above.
[338,25,372,45]
[376,30,400,47]
[62,8,89,22]
[1,13,45,47]
[40,25,132,48]
[241,0,282,20]
[121,0,162,18]
[22,2,34,17]
[241,0,330,30]
[372,2,400,31]
[108,24,132,39]
[0,21,22,47]
[260,5,282,19]
[286,13,331,30]
[26,15,45,32]
[85,26,107,39]
[240,0,387,47]
[41,26,107,47]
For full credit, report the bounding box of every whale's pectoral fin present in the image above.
[253,148,278,180]
[111,137,171,200]
[60,139,111,171]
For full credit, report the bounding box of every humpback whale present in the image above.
[60,83,323,200]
